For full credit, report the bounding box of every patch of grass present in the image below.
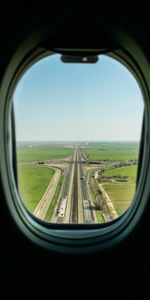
[45,174,64,221]
[103,182,136,215]
[18,165,55,212]
[84,142,139,161]
[17,147,73,163]
[96,211,105,223]
[103,165,137,181]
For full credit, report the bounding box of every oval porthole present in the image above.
[12,52,144,225]
[0,25,149,253]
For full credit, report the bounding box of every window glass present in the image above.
[13,54,144,224]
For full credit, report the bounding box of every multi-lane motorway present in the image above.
[33,145,96,223]
[55,146,96,223]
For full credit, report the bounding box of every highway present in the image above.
[77,147,95,223]
[69,146,84,223]
[55,146,80,223]
[55,146,95,223]
[33,145,96,223]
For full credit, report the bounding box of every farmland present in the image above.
[103,182,136,215]
[18,165,55,212]
[101,165,137,215]
[17,143,73,163]
[103,165,137,181]
[83,142,139,161]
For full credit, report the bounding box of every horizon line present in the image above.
[17,139,140,143]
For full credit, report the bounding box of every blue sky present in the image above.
[13,54,144,142]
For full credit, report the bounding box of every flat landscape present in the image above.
[17,143,73,162]
[16,141,139,223]
[84,142,139,161]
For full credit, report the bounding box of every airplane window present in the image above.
[12,53,144,224]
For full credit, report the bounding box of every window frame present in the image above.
[0,28,149,253]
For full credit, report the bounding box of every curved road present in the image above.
[33,168,61,220]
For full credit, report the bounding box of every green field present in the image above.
[17,146,73,163]
[103,182,136,215]
[102,165,137,216]
[103,165,137,181]
[84,142,139,161]
[18,165,55,212]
